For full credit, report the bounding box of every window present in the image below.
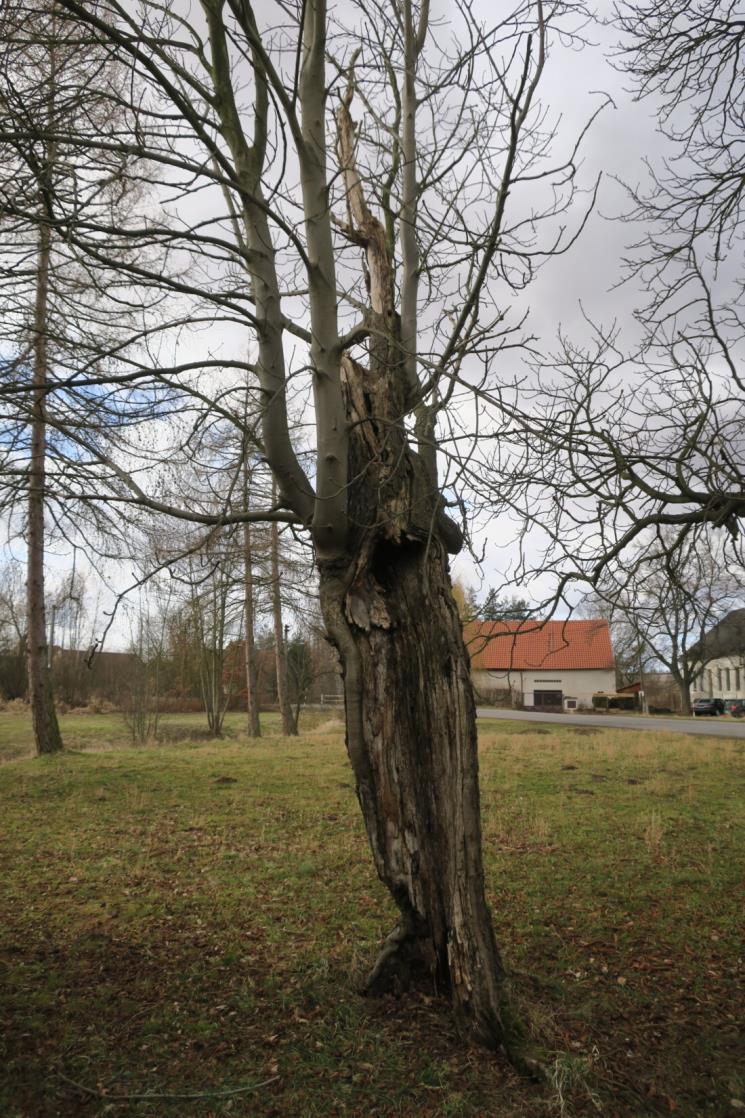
[726,668,731,692]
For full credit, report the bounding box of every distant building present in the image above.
[465,618,615,710]
[688,609,745,701]
[619,673,684,713]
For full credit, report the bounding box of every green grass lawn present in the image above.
[0,714,743,1116]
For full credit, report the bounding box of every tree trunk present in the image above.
[270,489,297,736]
[673,669,693,716]
[317,349,510,1052]
[27,217,63,757]
[319,535,508,1047]
[242,518,261,737]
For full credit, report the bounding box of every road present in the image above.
[476,706,745,739]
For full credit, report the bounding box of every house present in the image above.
[688,609,745,701]
[465,618,615,710]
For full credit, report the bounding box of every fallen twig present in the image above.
[55,1071,280,1101]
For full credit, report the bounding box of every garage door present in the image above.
[534,689,563,708]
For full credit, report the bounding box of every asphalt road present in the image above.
[476,706,745,739]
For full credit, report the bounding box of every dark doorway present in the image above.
[534,689,563,709]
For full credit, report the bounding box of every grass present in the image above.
[0,709,301,761]
[0,713,743,1116]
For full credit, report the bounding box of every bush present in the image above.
[87,697,118,714]
[156,696,204,714]
[2,697,29,714]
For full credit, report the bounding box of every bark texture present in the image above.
[318,341,508,1050]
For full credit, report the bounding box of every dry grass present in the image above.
[0,716,743,1117]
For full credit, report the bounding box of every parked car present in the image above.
[693,698,725,716]
[723,698,745,716]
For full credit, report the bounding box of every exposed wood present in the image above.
[319,343,509,1047]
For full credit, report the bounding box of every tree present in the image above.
[0,2,153,753]
[11,0,596,1059]
[241,456,261,737]
[613,0,745,310]
[451,579,478,622]
[480,592,533,621]
[269,490,297,737]
[47,569,93,706]
[576,589,653,692]
[468,1,745,623]
[0,561,27,700]
[580,528,741,714]
[122,592,168,743]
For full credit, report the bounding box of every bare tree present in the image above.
[0,2,157,752]
[0,561,27,700]
[269,483,297,737]
[7,0,597,1060]
[122,595,167,743]
[466,1,745,622]
[580,527,742,714]
[613,0,745,308]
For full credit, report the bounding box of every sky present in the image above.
[444,1,664,602]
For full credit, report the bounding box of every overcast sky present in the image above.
[448,1,665,604]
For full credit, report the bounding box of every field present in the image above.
[0,712,743,1117]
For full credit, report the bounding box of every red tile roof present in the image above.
[465,619,615,672]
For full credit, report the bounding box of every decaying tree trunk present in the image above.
[318,336,509,1049]
[309,76,515,1051]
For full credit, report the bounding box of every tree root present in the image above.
[362,921,442,997]
[362,929,552,1082]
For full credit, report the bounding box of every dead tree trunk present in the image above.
[27,216,63,756]
[318,340,509,1050]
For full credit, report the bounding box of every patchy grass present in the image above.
[0,717,742,1117]
[0,709,332,761]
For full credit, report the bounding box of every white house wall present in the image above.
[691,656,745,700]
[472,668,616,708]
